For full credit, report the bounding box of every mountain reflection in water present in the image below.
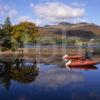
[0,56,100,100]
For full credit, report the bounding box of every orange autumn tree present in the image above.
[11,22,39,48]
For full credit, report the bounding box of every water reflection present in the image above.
[31,64,84,89]
[0,56,100,100]
[0,57,39,91]
[66,65,98,71]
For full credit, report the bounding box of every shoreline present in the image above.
[0,48,99,67]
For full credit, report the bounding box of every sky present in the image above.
[0,0,100,26]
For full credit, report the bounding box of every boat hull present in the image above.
[68,60,99,67]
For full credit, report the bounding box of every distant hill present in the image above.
[58,22,74,25]
[38,22,100,39]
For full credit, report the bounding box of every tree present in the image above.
[0,28,5,38]
[11,22,39,49]
[1,16,12,49]
[3,17,11,30]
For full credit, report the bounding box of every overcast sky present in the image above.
[0,0,100,26]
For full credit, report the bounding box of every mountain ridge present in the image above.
[38,22,100,39]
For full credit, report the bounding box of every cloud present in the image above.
[72,17,88,23]
[30,65,84,88]
[34,19,42,26]
[18,16,31,22]
[9,9,18,18]
[31,2,85,23]
[0,4,9,15]
[0,4,18,18]
[18,16,42,26]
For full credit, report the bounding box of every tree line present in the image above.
[0,16,39,51]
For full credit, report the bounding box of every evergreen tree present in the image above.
[4,16,11,28]
[2,16,12,49]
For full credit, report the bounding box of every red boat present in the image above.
[63,55,99,67]
[67,60,99,67]
[65,56,83,59]
[63,55,83,60]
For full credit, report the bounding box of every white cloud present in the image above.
[18,16,31,22]
[31,2,85,23]
[18,16,42,26]
[0,4,18,18]
[34,19,42,26]
[74,18,88,23]
[67,17,88,23]
[9,9,18,18]
[0,5,9,15]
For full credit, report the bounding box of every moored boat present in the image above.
[67,60,99,67]
[63,55,99,67]
[63,55,83,60]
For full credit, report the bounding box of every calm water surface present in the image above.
[0,62,100,100]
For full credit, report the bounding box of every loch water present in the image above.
[0,58,100,100]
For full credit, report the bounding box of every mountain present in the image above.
[58,22,74,25]
[38,22,100,39]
